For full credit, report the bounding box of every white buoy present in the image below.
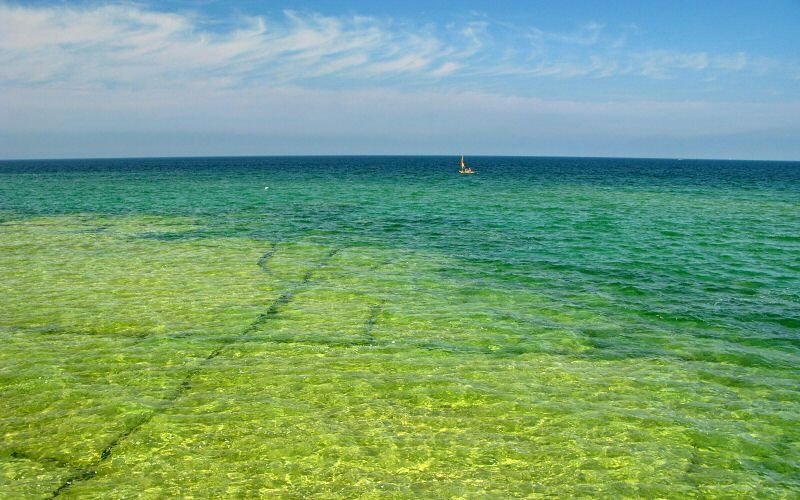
[264,186,269,190]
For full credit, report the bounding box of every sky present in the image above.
[0,0,798,160]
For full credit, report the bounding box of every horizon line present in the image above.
[1,153,798,163]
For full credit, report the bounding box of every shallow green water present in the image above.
[1,156,798,497]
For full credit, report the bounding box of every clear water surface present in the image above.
[1,156,798,497]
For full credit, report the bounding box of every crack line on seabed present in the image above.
[362,302,382,344]
[49,245,340,498]
[8,450,70,470]
[249,254,402,349]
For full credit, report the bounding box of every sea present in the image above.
[0,156,798,497]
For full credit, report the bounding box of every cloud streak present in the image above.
[0,4,445,88]
[0,2,783,90]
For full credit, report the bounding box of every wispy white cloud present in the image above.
[0,2,784,91]
[458,21,486,57]
[524,21,604,51]
[430,62,461,78]
[713,52,748,71]
[0,3,465,88]
[637,51,710,79]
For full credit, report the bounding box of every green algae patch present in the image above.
[63,343,790,498]
[0,215,278,337]
[0,330,218,468]
[0,452,79,500]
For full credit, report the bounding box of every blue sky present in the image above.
[1,0,798,159]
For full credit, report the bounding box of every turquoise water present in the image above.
[1,156,798,497]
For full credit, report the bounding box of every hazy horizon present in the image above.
[2,152,799,163]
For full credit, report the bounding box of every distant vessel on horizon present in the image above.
[458,155,475,175]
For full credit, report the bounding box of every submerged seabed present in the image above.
[0,156,798,497]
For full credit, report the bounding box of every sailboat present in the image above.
[458,155,475,175]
